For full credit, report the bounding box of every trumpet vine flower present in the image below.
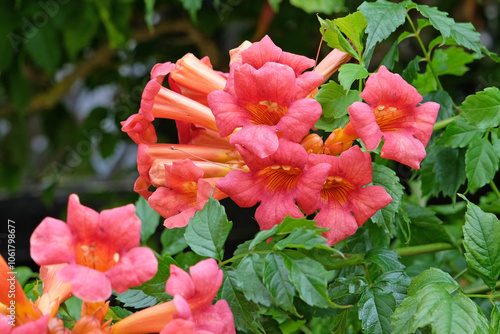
[216,138,331,230]
[346,66,439,169]
[30,194,158,302]
[307,146,392,245]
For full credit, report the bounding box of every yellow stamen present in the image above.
[259,165,301,192]
[321,176,354,205]
[246,100,287,126]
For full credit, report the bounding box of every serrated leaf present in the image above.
[338,64,369,92]
[249,224,279,250]
[237,254,273,307]
[393,284,480,333]
[185,197,232,260]
[460,87,500,129]
[365,248,405,272]
[334,11,367,56]
[280,250,330,308]
[275,227,330,251]
[432,47,475,76]
[135,196,160,243]
[358,0,407,52]
[462,197,500,291]
[358,288,396,334]
[318,16,358,59]
[380,42,399,70]
[422,89,454,121]
[221,267,264,333]
[420,145,466,198]
[408,267,460,294]
[437,117,483,148]
[369,163,404,236]
[414,4,455,38]
[465,137,499,190]
[404,204,453,246]
[115,289,158,308]
[264,252,297,314]
[450,22,482,54]
[315,81,362,131]
[277,215,329,234]
[117,254,176,307]
[107,306,133,321]
[491,301,500,334]
[160,226,188,256]
[401,56,421,84]
[373,271,411,305]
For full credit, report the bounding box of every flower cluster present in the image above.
[123,35,438,245]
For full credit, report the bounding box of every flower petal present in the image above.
[277,98,322,142]
[347,102,382,150]
[315,200,359,246]
[229,125,279,159]
[106,247,158,293]
[380,131,428,169]
[99,203,141,254]
[30,218,75,266]
[66,194,100,243]
[166,265,195,299]
[58,265,111,302]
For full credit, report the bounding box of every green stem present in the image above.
[395,242,456,257]
[433,115,458,131]
[406,13,443,90]
[464,281,500,294]
[300,326,314,334]
[466,294,500,299]
[219,250,269,266]
[490,180,500,198]
[324,254,365,271]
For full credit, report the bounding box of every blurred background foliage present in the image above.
[0,0,499,267]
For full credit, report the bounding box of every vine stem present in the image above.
[490,180,500,198]
[433,115,458,131]
[406,13,443,91]
[466,294,500,299]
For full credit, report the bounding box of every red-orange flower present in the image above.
[307,146,392,245]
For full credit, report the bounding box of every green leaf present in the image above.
[135,196,160,243]
[237,254,273,307]
[268,0,283,12]
[315,81,361,131]
[404,204,453,246]
[221,267,264,333]
[401,56,421,84]
[450,22,482,54]
[365,248,405,272]
[14,267,33,287]
[393,284,481,333]
[414,4,455,39]
[334,11,367,56]
[422,89,455,121]
[280,250,330,308]
[491,301,500,334]
[62,4,99,59]
[380,42,399,70]
[275,227,330,251]
[373,271,411,305]
[369,163,404,236]
[358,0,407,52]
[160,226,188,256]
[318,16,358,59]
[460,87,500,129]
[115,289,159,308]
[338,64,369,92]
[358,287,396,334]
[94,1,127,48]
[431,47,475,76]
[420,145,467,198]
[263,252,297,314]
[437,117,483,148]
[290,0,344,15]
[277,215,329,234]
[461,197,500,291]
[249,224,279,250]
[178,0,202,22]
[410,267,461,293]
[465,137,499,190]
[185,197,232,260]
[392,268,488,333]
[24,23,61,74]
[107,306,133,322]
[117,254,176,307]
